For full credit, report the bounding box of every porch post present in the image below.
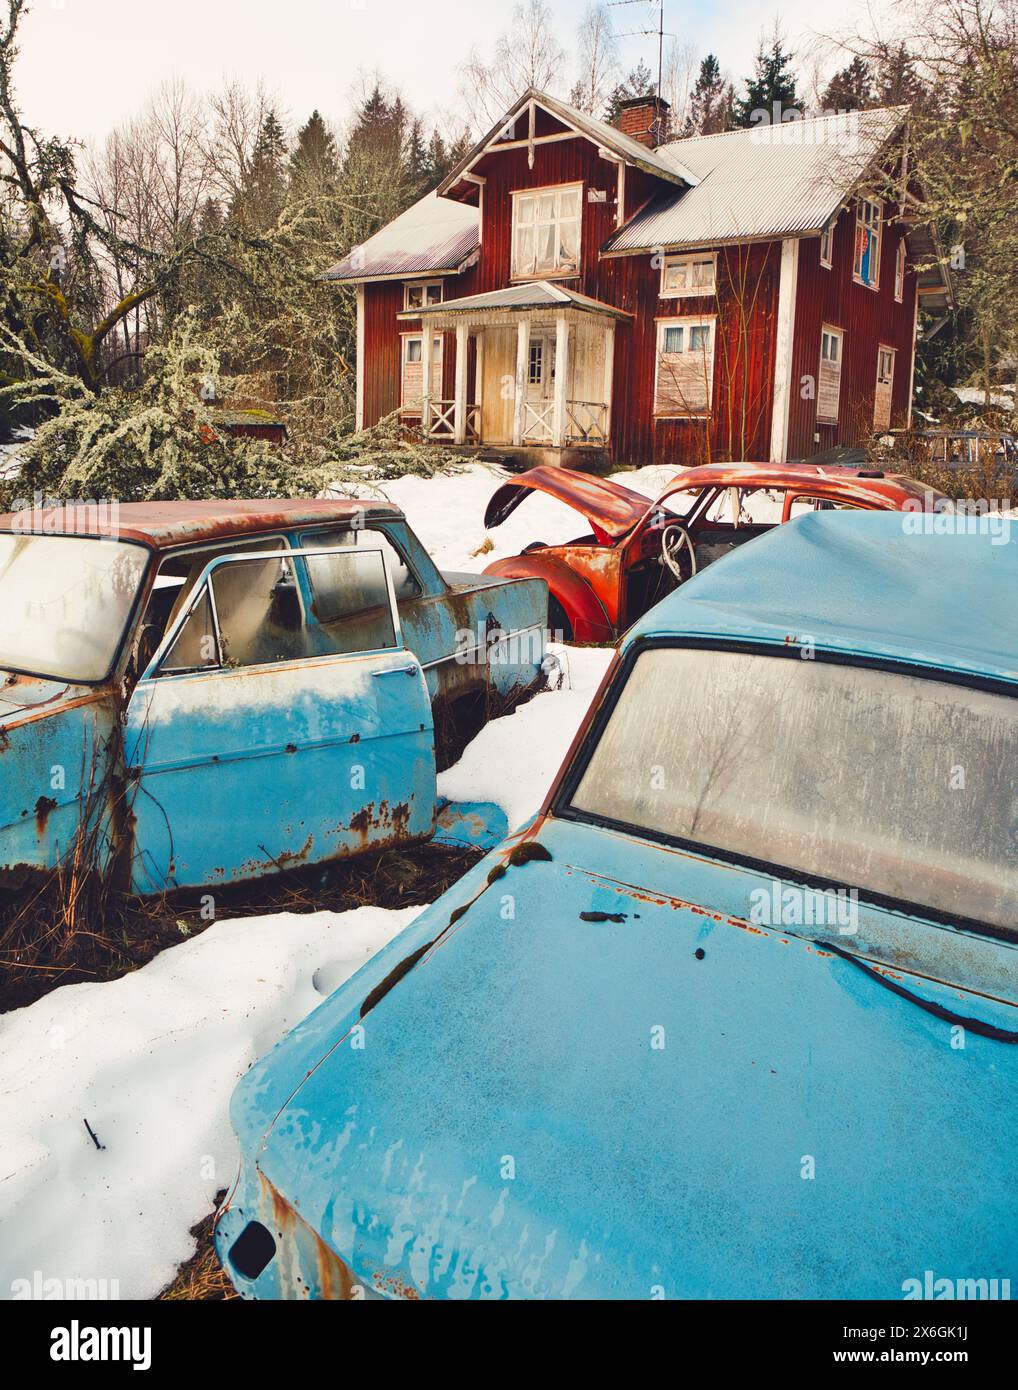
[553,311,569,447]
[602,320,616,441]
[454,320,469,444]
[513,317,530,447]
[474,330,485,441]
[420,323,433,437]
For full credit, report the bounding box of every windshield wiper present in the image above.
[819,938,1018,1044]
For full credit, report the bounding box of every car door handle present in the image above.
[372,663,419,677]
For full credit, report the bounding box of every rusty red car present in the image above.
[483,462,945,642]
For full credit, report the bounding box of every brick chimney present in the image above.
[615,94,670,148]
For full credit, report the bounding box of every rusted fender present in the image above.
[483,554,613,644]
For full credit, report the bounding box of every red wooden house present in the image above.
[326,89,952,467]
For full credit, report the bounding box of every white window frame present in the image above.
[894,240,906,303]
[660,252,717,299]
[819,219,834,269]
[654,314,717,418]
[403,280,444,313]
[817,324,844,425]
[399,331,443,413]
[874,343,896,431]
[853,197,882,290]
[510,181,583,281]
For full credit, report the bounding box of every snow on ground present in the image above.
[350,461,677,573]
[0,607,613,1300]
[439,643,611,831]
[0,907,417,1300]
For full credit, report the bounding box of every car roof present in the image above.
[656,462,937,504]
[0,498,403,550]
[623,510,1018,685]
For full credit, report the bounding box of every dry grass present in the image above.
[157,1200,238,1301]
[0,841,484,1014]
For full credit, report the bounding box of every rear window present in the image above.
[567,645,1018,932]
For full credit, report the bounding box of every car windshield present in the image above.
[0,533,149,682]
[567,645,1018,932]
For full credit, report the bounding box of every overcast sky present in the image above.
[15,0,874,145]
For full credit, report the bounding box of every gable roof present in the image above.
[604,107,908,253]
[395,279,632,321]
[438,88,698,200]
[324,191,479,283]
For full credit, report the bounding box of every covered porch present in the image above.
[398,281,629,452]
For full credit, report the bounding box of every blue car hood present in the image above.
[235,818,1018,1300]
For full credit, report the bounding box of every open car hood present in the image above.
[483,465,652,541]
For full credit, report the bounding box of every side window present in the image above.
[702,488,785,526]
[134,536,286,676]
[154,549,399,674]
[212,555,308,667]
[160,589,219,672]
[786,495,851,519]
[300,527,420,602]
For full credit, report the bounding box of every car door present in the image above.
[124,545,436,894]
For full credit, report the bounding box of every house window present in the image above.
[403,281,443,312]
[894,241,906,302]
[819,220,834,269]
[528,340,544,386]
[661,253,717,298]
[654,316,716,417]
[818,325,844,424]
[853,198,882,289]
[874,345,896,431]
[511,183,582,279]
[400,333,443,412]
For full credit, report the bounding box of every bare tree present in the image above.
[570,3,620,116]
[459,0,567,129]
[661,39,699,133]
[205,78,275,207]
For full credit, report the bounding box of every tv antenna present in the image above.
[609,0,672,107]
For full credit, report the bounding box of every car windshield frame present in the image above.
[0,531,153,685]
[554,636,1018,942]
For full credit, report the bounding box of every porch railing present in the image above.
[424,401,480,442]
[565,400,609,445]
[522,400,555,443]
[523,399,609,446]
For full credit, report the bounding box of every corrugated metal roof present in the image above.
[604,107,908,253]
[324,191,479,282]
[395,280,632,319]
[436,87,698,200]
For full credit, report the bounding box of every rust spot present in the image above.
[34,795,58,834]
[486,863,507,883]
[449,904,468,925]
[372,1269,422,1300]
[360,939,435,1019]
[349,732,360,744]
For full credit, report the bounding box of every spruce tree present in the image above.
[735,39,800,127]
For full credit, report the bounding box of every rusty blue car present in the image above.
[0,499,548,896]
[216,511,1018,1299]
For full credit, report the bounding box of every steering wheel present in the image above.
[660,523,698,583]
